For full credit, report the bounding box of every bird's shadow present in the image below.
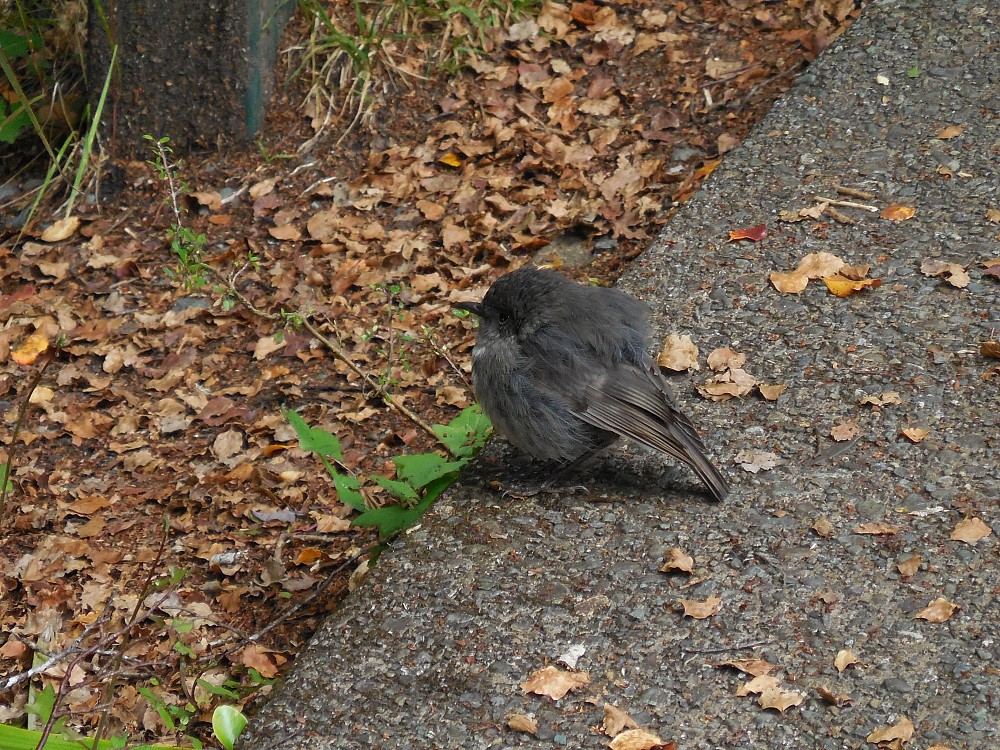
[459,439,716,504]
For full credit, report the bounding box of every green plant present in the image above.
[211,706,247,750]
[144,135,214,291]
[285,404,491,540]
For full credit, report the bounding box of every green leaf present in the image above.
[353,491,438,538]
[372,475,420,504]
[332,470,365,511]
[906,63,919,78]
[212,705,248,750]
[393,453,465,489]
[433,404,492,457]
[283,408,343,460]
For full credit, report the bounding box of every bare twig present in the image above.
[835,185,877,200]
[813,195,879,213]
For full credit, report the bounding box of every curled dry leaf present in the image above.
[920,259,970,288]
[728,223,767,242]
[981,341,1000,359]
[608,728,669,750]
[949,517,992,545]
[657,333,700,372]
[770,252,845,294]
[824,274,882,297]
[867,716,915,745]
[507,713,538,734]
[40,215,81,242]
[521,665,590,700]
[759,686,804,712]
[697,367,757,401]
[660,547,694,574]
[679,596,722,619]
[717,659,774,677]
[896,555,921,578]
[815,685,853,707]
[881,204,916,221]
[834,649,860,672]
[853,522,899,536]
[900,426,930,443]
[706,347,746,371]
[915,597,959,623]
[11,332,50,366]
[602,703,640,736]
[812,517,835,538]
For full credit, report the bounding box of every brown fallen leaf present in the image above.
[657,333,700,372]
[915,597,958,623]
[834,649,860,672]
[830,421,860,441]
[11,332,50,366]
[935,124,963,139]
[717,658,775,677]
[728,223,767,242]
[602,703,639,736]
[812,517,835,538]
[758,383,787,401]
[520,665,590,700]
[735,674,780,697]
[896,555,921,578]
[759,686,804,712]
[881,204,915,221]
[949,517,992,545]
[41,215,81,242]
[706,347,746,371]
[853,522,899,536]
[735,449,781,473]
[867,717,914,745]
[824,273,882,297]
[920,259,970,288]
[981,341,1000,358]
[860,391,901,407]
[815,685,853,707]
[608,728,670,750]
[770,252,845,293]
[507,713,538,734]
[679,596,722,619]
[900,426,930,443]
[660,547,694,574]
[697,367,757,401]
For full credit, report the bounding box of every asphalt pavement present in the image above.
[240,1,999,747]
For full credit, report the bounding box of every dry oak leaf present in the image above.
[915,597,959,623]
[824,274,882,297]
[920,259,970,288]
[854,522,899,536]
[770,252,845,294]
[759,686,804,712]
[657,333,700,372]
[867,717,914,746]
[736,674,780,697]
[609,728,670,750]
[896,555,921,578]
[900,426,930,443]
[521,666,590,700]
[660,547,694,574]
[950,517,992,545]
[602,704,640,736]
[717,659,775,677]
[679,596,722,619]
[835,649,860,672]
[881,204,916,221]
[507,713,538,734]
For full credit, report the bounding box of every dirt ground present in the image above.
[0,1,866,745]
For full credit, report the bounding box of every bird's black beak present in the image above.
[454,301,483,316]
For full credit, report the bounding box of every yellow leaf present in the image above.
[438,152,463,168]
[12,332,50,366]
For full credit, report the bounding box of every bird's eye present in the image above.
[497,314,510,326]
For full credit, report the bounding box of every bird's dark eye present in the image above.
[497,313,511,326]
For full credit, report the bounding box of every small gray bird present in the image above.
[456,266,729,501]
